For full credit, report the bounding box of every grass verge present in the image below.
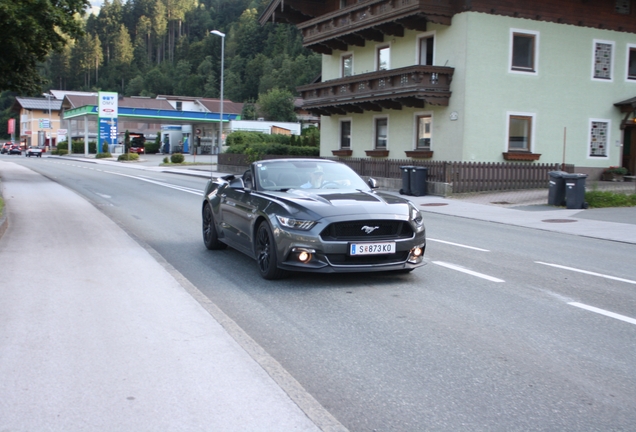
[585,190,636,208]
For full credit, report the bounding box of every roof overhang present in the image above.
[615,96,636,129]
[63,105,241,124]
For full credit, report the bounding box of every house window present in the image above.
[628,46,636,80]
[508,115,532,151]
[341,54,353,77]
[419,36,434,66]
[377,46,390,71]
[615,0,630,14]
[375,118,388,149]
[340,0,347,8]
[593,40,614,80]
[511,32,536,72]
[589,120,609,157]
[340,120,351,149]
[416,115,431,149]
[176,101,182,111]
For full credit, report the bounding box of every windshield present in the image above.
[255,160,369,191]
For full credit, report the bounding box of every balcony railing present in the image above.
[297,65,454,115]
[297,0,454,53]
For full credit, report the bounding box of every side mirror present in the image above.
[367,178,378,189]
[242,170,254,191]
[229,177,245,189]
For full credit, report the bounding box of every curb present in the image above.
[0,187,6,240]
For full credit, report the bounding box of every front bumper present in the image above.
[272,217,426,274]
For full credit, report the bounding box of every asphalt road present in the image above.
[4,155,636,431]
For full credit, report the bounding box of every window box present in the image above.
[503,152,541,161]
[332,149,353,157]
[365,150,389,157]
[405,150,433,158]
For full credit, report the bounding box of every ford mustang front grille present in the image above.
[320,220,413,241]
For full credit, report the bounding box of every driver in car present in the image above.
[301,168,324,188]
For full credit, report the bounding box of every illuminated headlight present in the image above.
[276,215,317,230]
[409,203,423,225]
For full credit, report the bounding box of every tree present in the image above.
[257,88,296,122]
[0,0,89,93]
[112,24,134,91]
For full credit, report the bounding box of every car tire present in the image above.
[255,222,286,280]
[202,203,226,250]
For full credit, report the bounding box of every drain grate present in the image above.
[421,203,448,207]
[491,201,512,205]
[542,219,578,223]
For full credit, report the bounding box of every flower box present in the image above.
[365,149,389,157]
[405,150,434,158]
[331,149,353,157]
[502,152,541,161]
[601,166,628,181]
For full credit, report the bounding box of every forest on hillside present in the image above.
[0,0,321,137]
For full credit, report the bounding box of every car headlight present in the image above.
[409,203,423,225]
[276,215,317,231]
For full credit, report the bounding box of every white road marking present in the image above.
[535,261,636,285]
[433,261,504,283]
[428,238,489,252]
[568,302,636,326]
[105,171,203,195]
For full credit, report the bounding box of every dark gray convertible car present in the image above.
[202,158,426,279]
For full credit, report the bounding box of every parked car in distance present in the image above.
[8,145,22,155]
[202,158,427,280]
[1,143,13,154]
[26,146,43,157]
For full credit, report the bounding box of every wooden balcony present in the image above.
[297,0,454,54]
[297,65,453,115]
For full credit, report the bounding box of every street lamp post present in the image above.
[211,30,225,171]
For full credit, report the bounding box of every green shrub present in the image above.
[163,156,169,164]
[225,131,267,147]
[170,153,185,163]
[585,190,636,208]
[53,149,68,155]
[118,153,139,161]
[224,130,318,159]
[145,140,160,154]
[225,144,248,154]
[95,152,112,159]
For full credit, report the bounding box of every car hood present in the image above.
[262,188,412,218]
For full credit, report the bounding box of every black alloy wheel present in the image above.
[202,203,226,250]
[255,222,286,280]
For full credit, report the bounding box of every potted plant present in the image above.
[601,166,628,182]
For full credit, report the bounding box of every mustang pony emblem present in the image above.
[361,225,380,234]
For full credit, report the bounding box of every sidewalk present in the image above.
[0,161,339,431]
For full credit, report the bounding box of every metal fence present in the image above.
[218,154,574,194]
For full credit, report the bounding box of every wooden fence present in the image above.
[218,154,574,194]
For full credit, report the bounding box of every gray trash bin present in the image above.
[563,173,589,209]
[410,167,428,197]
[548,171,568,206]
[400,166,414,195]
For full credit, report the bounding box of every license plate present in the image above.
[350,242,396,255]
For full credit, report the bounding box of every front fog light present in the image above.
[407,246,424,263]
[292,247,315,263]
